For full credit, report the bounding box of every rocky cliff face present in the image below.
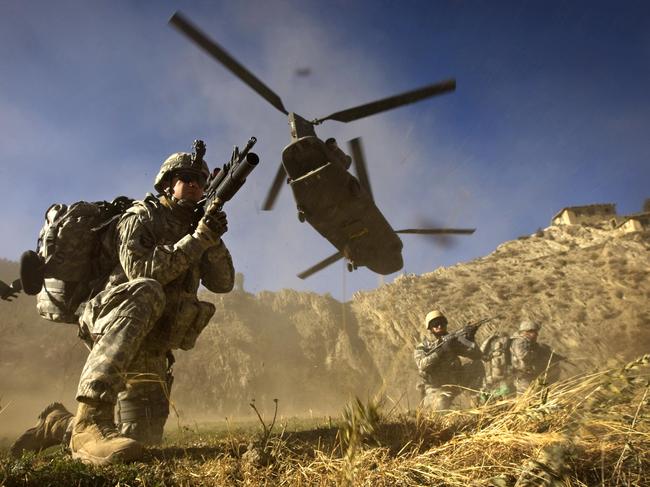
[172,289,382,416]
[173,223,650,416]
[1,222,648,432]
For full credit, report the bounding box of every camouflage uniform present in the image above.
[510,332,558,395]
[414,310,481,411]
[76,194,234,443]
[11,149,234,462]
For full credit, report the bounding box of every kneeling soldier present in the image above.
[414,310,482,411]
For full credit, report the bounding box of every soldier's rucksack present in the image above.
[20,197,133,323]
[480,333,512,383]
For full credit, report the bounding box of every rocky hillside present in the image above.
[1,221,648,435]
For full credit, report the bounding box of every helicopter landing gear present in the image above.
[346,262,358,272]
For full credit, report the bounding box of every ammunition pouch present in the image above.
[155,299,214,351]
[179,300,215,351]
[36,278,89,324]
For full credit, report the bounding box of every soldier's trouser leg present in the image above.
[422,386,456,411]
[116,349,171,445]
[76,278,166,405]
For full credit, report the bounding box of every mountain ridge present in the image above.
[1,219,648,435]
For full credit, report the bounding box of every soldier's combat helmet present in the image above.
[425,309,448,330]
[154,145,210,194]
[519,320,541,332]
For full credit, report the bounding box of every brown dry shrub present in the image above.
[2,356,648,486]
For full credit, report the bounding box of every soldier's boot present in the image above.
[10,402,74,456]
[69,401,143,465]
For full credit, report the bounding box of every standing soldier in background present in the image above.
[414,310,482,411]
[510,320,560,394]
[481,320,560,402]
[11,148,235,464]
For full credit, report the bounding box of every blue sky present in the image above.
[1,1,648,300]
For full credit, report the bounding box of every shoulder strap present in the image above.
[503,336,513,366]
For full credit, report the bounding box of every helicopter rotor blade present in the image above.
[315,79,456,124]
[297,251,344,280]
[261,163,287,211]
[169,11,288,115]
[395,228,475,235]
[348,137,373,201]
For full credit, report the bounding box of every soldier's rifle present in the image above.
[547,350,575,367]
[192,137,260,221]
[424,315,503,356]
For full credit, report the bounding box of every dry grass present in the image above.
[2,355,648,486]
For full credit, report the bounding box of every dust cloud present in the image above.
[2,219,649,444]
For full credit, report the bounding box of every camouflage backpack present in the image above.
[480,333,512,384]
[20,197,133,323]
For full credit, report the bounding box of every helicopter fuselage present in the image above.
[282,135,404,275]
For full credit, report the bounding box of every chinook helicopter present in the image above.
[169,12,475,279]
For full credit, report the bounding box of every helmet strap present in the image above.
[160,194,197,217]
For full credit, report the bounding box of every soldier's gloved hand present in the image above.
[463,325,477,341]
[197,210,228,239]
[195,201,228,242]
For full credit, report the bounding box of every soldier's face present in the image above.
[171,174,205,203]
[522,330,538,342]
[428,320,448,337]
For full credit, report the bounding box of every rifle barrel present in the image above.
[237,137,257,162]
[214,152,259,203]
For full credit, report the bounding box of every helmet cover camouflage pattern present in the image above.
[425,309,448,330]
[519,320,541,332]
[153,152,210,193]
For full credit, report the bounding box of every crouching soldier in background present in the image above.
[480,320,561,402]
[11,149,235,464]
[414,310,482,411]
